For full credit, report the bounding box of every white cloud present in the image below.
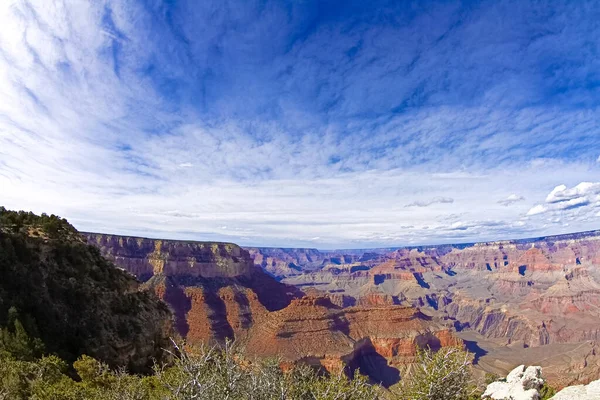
[545,182,600,203]
[526,205,547,216]
[498,194,525,206]
[527,182,600,218]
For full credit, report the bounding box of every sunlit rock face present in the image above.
[84,233,256,280]
[551,379,600,399]
[483,365,545,400]
[243,295,463,387]
[484,366,600,400]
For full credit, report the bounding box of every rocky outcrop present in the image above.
[483,365,545,400]
[147,271,299,344]
[483,365,600,400]
[551,379,600,399]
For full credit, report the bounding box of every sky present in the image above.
[0,0,599,249]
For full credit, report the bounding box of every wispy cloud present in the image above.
[0,0,599,247]
[405,197,454,208]
[498,194,525,207]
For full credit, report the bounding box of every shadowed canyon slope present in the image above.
[246,230,600,386]
[0,210,173,373]
[84,233,462,385]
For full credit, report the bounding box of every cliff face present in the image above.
[83,233,300,344]
[84,233,256,281]
[0,210,173,372]
[244,247,358,278]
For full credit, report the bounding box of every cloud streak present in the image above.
[498,194,526,207]
[405,197,454,208]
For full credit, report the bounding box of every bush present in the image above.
[395,347,476,400]
[0,307,45,361]
[539,382,556,400]
[0,339,382,400]
[0,207,73,239]
[156,339,381,400]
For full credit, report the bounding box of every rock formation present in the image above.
[482,365,545,400]
[551,379,600,399]
[244,295,462,386]
[84,229,600,386]
[83,233,300,343]
[483,365,600,400]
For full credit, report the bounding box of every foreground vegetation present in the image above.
[0,327,560,400]
[1,337,379,400]
[1,337,483,400]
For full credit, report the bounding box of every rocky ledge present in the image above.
[483,365,600,400]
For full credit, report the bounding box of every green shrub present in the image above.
[395,347,476,400]
[0,340,382,400]
[0,307,45,361]
[155,339,381,400]
[539,382,556,400]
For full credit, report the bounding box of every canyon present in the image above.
[85,233,460,387]
[85,230,600,388]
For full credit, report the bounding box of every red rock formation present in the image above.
[85,233,256,280]
[244,231,600,384]
[244,295,462,386]
[84,233,299,344]
[510,247,562,274]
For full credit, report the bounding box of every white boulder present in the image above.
[483,365,544,400]
[550,379,600,399]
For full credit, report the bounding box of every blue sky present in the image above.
[0,0,599,248]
